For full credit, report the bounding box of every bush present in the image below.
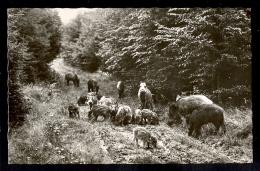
[213,85,251,107]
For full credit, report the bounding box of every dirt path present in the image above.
[49,58,252,164]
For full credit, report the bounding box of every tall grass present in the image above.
[8,81,106,164]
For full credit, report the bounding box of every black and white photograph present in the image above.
[7,8,252,164]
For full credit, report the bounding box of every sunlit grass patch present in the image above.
[61,131,103,164]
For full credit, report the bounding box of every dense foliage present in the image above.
[8,8,62,127]
[65,8,250,106]
[14,8,62,83]
[60,11,102,72]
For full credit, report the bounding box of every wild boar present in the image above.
[109,103,119,122]
[114,105,132,126]
[117,81,125,98]
[188,103,226,138]
[168,94,213,125]
[141,109,159,125]
[65,73,80,87]
[68,104,80,119]
[138,82,154,110]
[88,104,111,122]
[98,96,116,106]
[133,109,142,125]
[78,92,98,106]
[133,127,157,149]
[88,79,99,94]
[87,95,98,110]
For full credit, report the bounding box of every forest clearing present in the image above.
[8,58,252,164]
[8,8,252,164]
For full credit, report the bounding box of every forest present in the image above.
[7,8,252,164]
[60,8,251,103]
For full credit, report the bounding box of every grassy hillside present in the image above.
[8,58,252,164]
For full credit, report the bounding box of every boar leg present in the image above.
[77,111,80,119]
[221,123,226,134]
[88,111,92,120]
[143,141,146,148]
[213,122,221,135]
[194,125,201,138]
[188,124,194,136]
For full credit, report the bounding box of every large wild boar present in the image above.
[188,103,226,138]
[117,81,125,98]
[65,73,80,87]
[140,109,159,125]
[138,82,154,110]
[68,104,80,119]
[133,127,157,149]
[114,105,132,126]
[168,94,213,125]
[88,105,111,121]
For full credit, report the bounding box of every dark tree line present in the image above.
[62,8,251,106]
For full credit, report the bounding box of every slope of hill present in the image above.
[8,58,252,164]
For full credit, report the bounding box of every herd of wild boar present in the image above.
[66,73,226,149]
